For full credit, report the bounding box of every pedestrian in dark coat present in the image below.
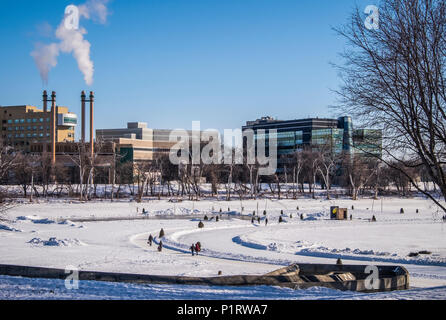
[147,234,153,246]
[158,240,163,252]
[265,218,268,226]
[190,244,195,256]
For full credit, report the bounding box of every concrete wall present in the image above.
[0,263,409,293]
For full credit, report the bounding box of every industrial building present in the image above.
[96,122,200,164]
[0,91,117,185]
[0,95,77,152]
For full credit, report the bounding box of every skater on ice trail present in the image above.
[147,234,153,246]
[265,218,268,226]
[190,244,195,256]
[158,241,163,252]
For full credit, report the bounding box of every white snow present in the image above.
[1,275,445,300]
[27,237,86,247]
[1,196,446,299]
[0,223,20,232]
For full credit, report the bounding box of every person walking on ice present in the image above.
[158,240,163,252]
[265,218,268,226]
[147,234,153,246]
[190,244,195,256]
[195,242,201,255]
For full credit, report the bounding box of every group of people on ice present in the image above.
[190,242,201,256]
[251,216,268,226]
[147,233,201,255]
[147,234,163,252]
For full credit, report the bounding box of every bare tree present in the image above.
[334,0,446,211]
[301,149,319,198]
[66,142,89,201]
[341,153,378,200]
[314,144,337,199]
[12,153,34,198]
[291,151,305,199]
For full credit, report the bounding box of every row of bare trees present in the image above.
[0,137,434,203]
[123,145,429,202]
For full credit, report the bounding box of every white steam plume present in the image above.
[31,0,110,85]
[56,25,94,85]
[78,0,110,24]
[30,43,59,84]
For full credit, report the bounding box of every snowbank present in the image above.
[27,237,86,247]
[0,224,20,232]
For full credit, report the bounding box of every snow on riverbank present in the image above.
[0,223,20,232]
[1,275,445,300]
[1,196,446,299]
[232,222,446,267]
[27,237,86,247]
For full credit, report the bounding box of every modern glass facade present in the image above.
[242,116,382,167]
[311,128,344,154]
[353,129,382,158]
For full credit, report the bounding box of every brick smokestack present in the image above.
[89,91,94,158]
[42,90,48,112]
[81,91,86,143]
[51,91,56,165]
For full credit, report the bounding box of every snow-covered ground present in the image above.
[1,196,445,299]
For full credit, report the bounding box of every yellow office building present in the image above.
[0,105,77,151]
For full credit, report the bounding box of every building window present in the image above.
[32,119,37,123]
[39,118,44,122]
[63,117,77,124]
[14,119,19,124]
[27,119,31,123]
[7,120,12,124]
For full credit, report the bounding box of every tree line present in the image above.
[0,139,433,203]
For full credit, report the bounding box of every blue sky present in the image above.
[0,0,372,139]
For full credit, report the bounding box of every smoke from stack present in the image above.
[31,0,110,86]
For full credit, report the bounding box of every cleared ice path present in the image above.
[132,222,446,289]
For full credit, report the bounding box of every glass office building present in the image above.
[242,116,382,163]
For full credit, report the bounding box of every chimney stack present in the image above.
[81,91,86,143]
[89,91,94,158]
[51,91,57,165]
[42,90,48,112]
